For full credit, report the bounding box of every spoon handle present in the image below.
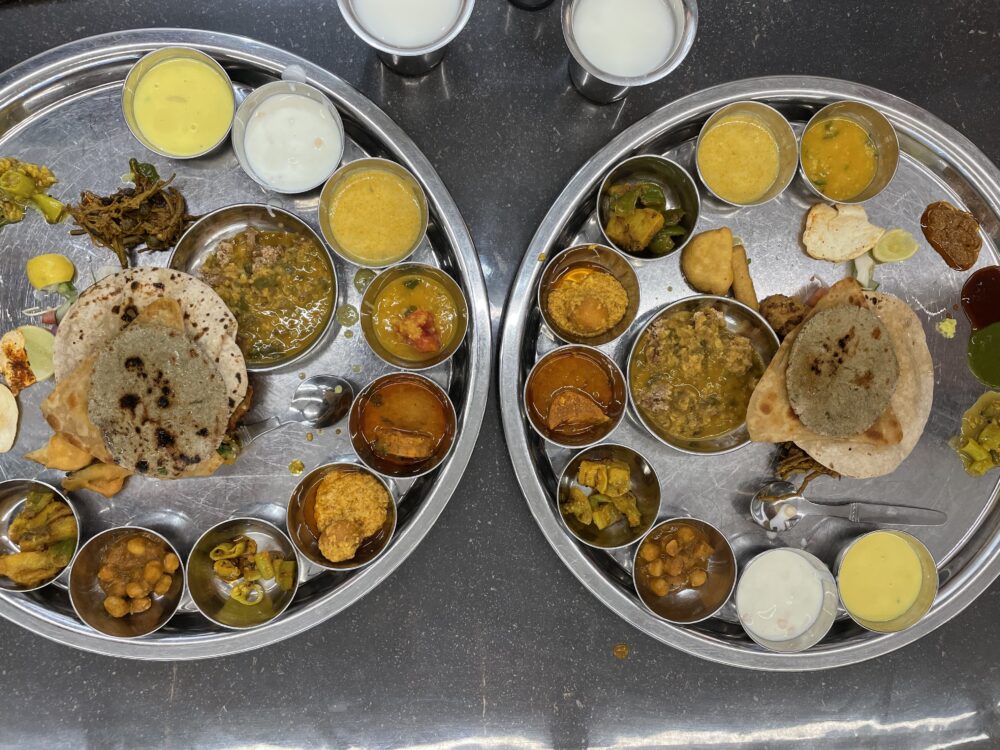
[237,417,285,447]
[810,500,947,526]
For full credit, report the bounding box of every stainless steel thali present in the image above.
[499,76,1000,671]
[0,29,490,659]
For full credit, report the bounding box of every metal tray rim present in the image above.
[0,28,492,660]
[499,75,1000,671]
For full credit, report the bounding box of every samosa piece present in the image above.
[25,432,94,471]
[681,227,734,295]
[62,462,132,498]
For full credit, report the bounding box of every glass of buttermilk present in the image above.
[337,0,477,76]
[561,0,698,104]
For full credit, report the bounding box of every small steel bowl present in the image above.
[597,155,700,261]
[286,462,398,571]
[121,46,235,160]
[632,517,737,625]
[695,100,798,207]
[556,443,661,550]
[232,80,346,195]
[349,373,458,478]
[360,263,469,370]
[626,295,779,454]
[186,517,299,630]
[561,0,699,104]
[538,244,640,346]
[735,548,838,653]
[0,479,81,593]
[799,100,899,204]
[836,530,938,634]
[69,527,185,639]
[168,203,338,373]
[319,158,430,268]
[524,344,627,449]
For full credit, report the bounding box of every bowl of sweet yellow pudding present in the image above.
[837,530,938,634]
[799,100,899,204]
[319,157,429,268]
[695,100,798,207]
[122,47,235,159]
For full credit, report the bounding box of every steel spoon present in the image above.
[237,375,354,447]
[750,480,948,532]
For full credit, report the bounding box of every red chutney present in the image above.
[961,266,1000,331]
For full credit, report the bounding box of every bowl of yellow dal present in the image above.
[695,101,797,207]
[319,158,429,268]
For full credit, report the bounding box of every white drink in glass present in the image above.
[354,0,463,49]
[572,0,678,78]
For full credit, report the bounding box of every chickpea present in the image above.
[103,596,129,618]
[639,543,659,562]
[126,537,147,557]
[143,560,164,584]
[689,568,707,588]
[695,542,714,560]
[129,597,152,615]
[665,557,684,578]
[649,577,670,597]
[98,565,116,582]
[153,574,173,596]
[663,539,680,557]
[126,580,150,599]
[163,553,180,574]
[646,559,664,578]
[677,526,695,543]
[106,580,127,598]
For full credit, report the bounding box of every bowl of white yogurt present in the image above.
[735,548,839,653]
[232,80,345,195]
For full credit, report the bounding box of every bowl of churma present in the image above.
[538,243,639,345]
[286,462,397,571]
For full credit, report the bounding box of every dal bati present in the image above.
[630,307,763,441]
[309,469,390,564]
[545,265,628,339]
[199,227,334,366]
[370,272,461,362]
[526,348,623,445]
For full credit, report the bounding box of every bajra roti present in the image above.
[748,279,933,478]
[796,292,934,478]
[54,267,247,414]
[786,304,899,437]
[748,278,904,448]
[87,301,230,480]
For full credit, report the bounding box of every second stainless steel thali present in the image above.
[0,29,491,659]
[500,76,1000,671]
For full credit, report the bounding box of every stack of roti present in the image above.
[747,278,933,479]
[40,267,248,481]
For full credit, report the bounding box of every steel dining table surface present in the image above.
[0,1,997,748]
